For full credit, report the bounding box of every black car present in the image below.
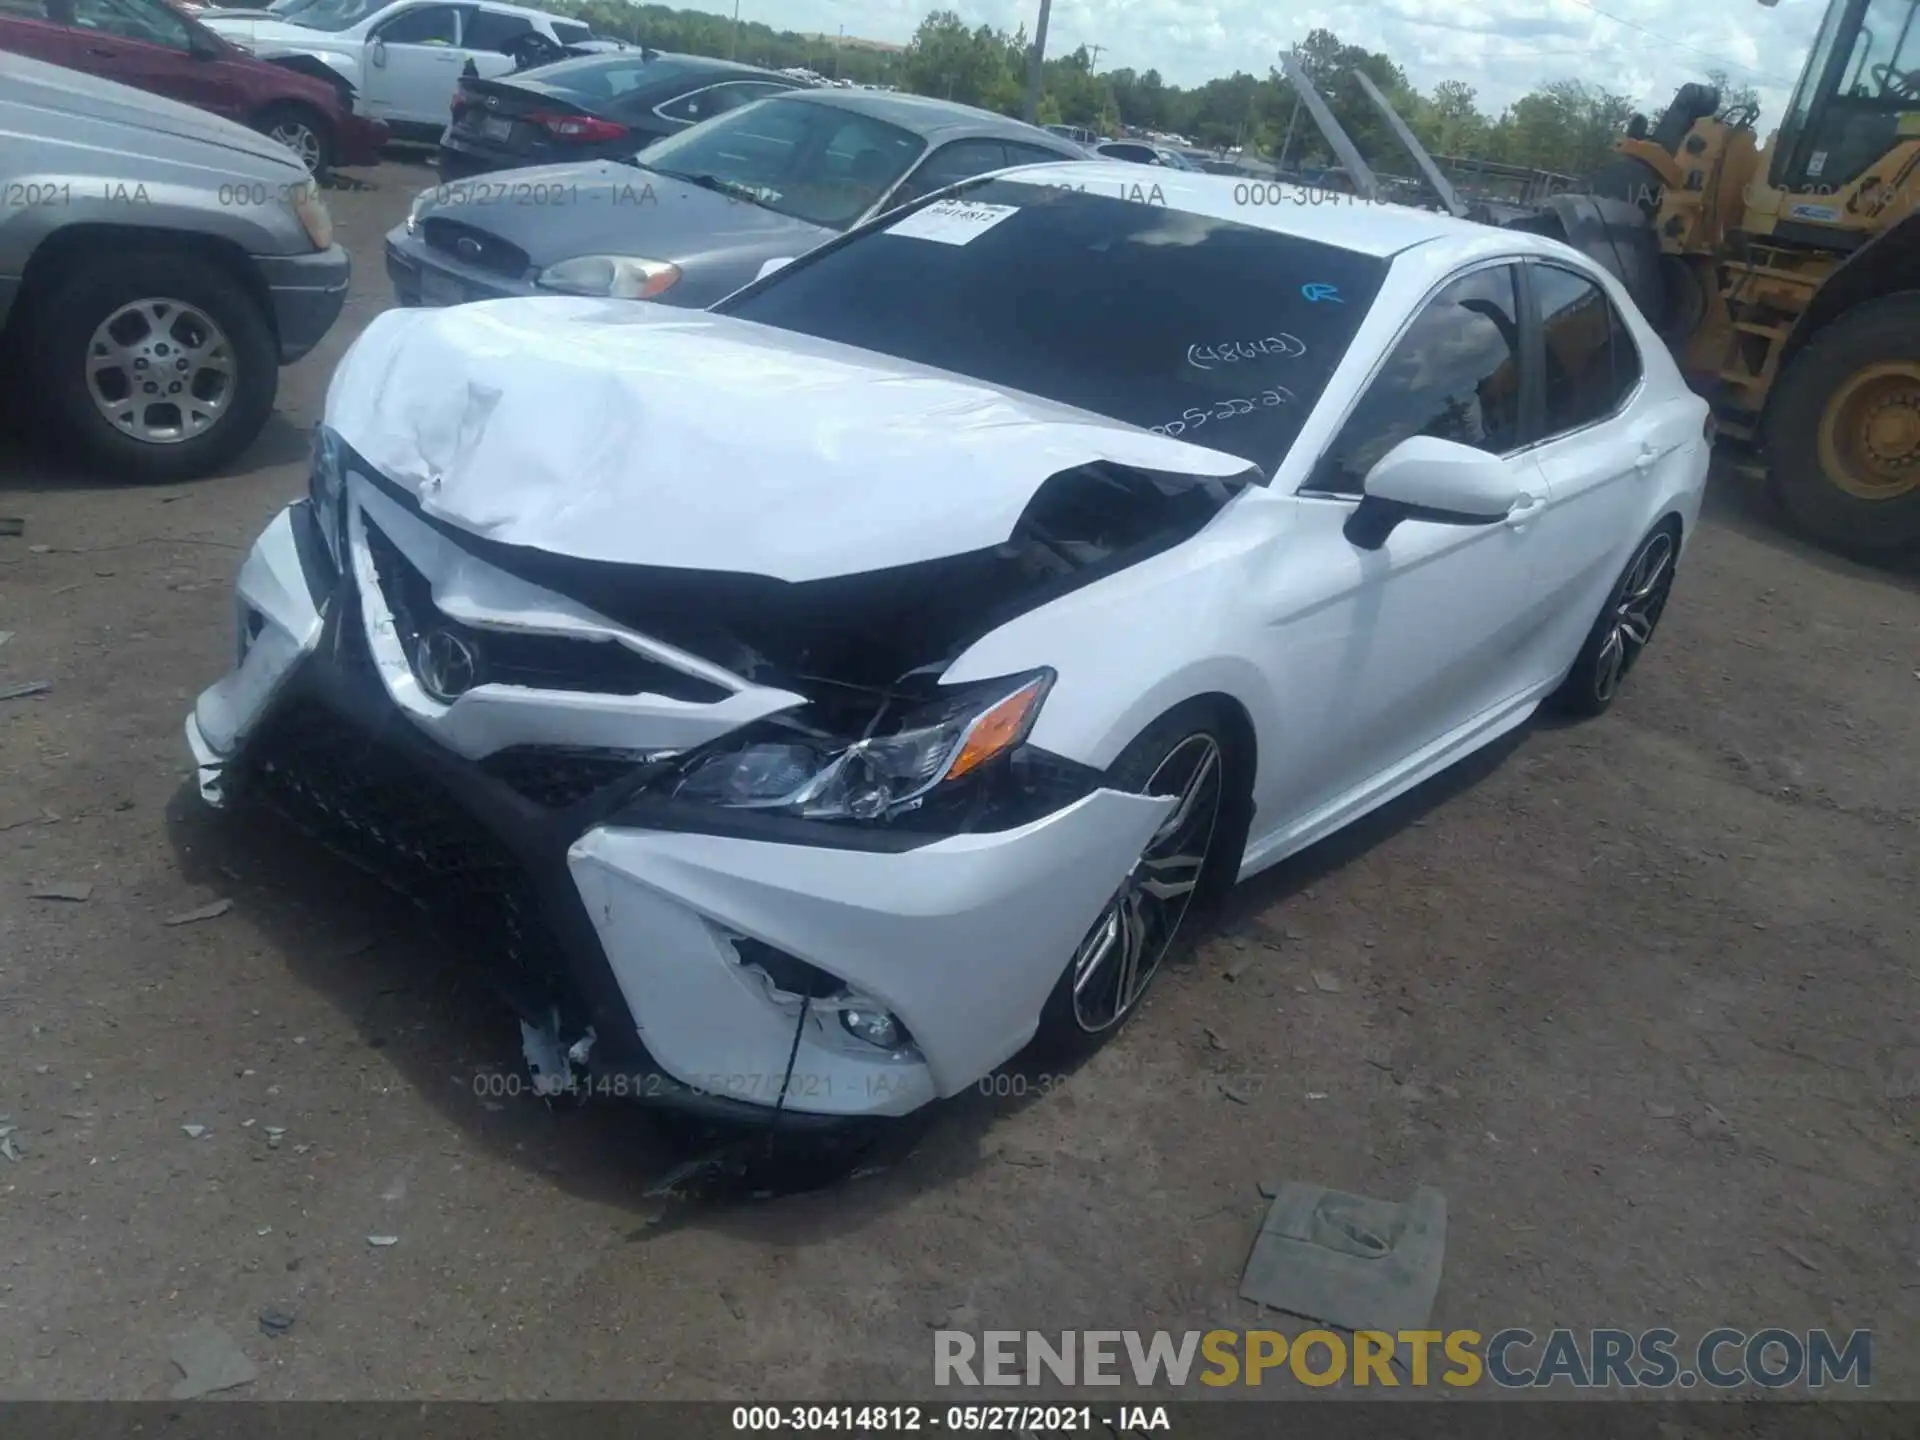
[438,50,802,178]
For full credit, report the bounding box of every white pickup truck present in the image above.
[201,0,589,139]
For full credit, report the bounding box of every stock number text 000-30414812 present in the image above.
[730,1406,1109,1432]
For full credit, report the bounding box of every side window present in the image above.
[699,80,784,119]
[1314,265,1523,495]
[68,0,193,48]
[550,19,590,44]
[1533,263,1638,436]
[462,9,530,50]
[1002,140,1075,168]
[376,4,460,45]
[657,83,726,124]
[892,140,1011,204]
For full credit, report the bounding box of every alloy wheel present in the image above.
[1069,733,1223,1033]
[85,298,235,445]
[268,119,324,172]
[1593,530,1675,704]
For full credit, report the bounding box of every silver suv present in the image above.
[0,51,349,481]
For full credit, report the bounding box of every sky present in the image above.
[723,0,1828,125]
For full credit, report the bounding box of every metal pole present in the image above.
[729,0,739,60]
[1278,92,1300,167]
[1023,0,1053,123]
[1276,48,1379,201]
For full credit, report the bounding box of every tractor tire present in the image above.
[1763,294,1920,554]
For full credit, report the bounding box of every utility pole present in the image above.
[1087,42,1103,69]
[728,0,739,60]
[1022,0,1052,123]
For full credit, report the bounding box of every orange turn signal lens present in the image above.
[942,677,1049,782]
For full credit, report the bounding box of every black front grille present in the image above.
[363,518,729,703]
[419,217,531,279]
[239,701,565,1012]
[480,746,652,808]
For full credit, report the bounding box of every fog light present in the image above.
[841,1007,903,1050]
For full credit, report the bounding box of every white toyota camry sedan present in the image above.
[186,161,1709,1127]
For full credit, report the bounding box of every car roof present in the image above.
[780,87,1077,146]
[994,160,1551,259]
[474,0,578,18]
[522,49,788,84]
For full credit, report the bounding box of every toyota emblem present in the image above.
[415,628,480,702]
[455,236,483,261]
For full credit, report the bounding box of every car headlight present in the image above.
[663,671,1054,823]
[309,424,345,570]
[536,254,681,299]
[288,176,333,250]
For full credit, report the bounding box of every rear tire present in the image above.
[30,252,278,483]
[1547,519,1680,719]
[1764,294,1920,554]
[254,101,333,175]
[1032,700,1241,1059]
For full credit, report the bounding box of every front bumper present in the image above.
[337,113,390,168]
[254,243,350,363]
[186,492,1168,1122]
[384,225,534,307]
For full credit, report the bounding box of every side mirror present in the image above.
[753,256,793,282]
[368,36,387,67]
[1345,434,1525,550]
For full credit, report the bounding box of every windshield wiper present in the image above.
[651,167,779,211]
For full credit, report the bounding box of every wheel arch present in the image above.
[1097,688,1260,894]
[14,225,274,348]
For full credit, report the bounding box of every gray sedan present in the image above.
[384,88,1089,310]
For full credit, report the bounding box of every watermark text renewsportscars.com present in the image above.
[933,1327,1872,1390]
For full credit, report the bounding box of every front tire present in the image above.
[1547,520,1679,719]
[30,252,278,483]
[1764,294,1920,554]
[255,102,333,175]
[1034,701,1238,1056]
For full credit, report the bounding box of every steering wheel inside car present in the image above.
[1871,62,1920,101]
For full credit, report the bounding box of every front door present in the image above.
[1255,262,1556,834]
[359,2,469,125]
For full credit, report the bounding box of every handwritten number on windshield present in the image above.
[1186,335,1306,371]
[1152,387,1293,437]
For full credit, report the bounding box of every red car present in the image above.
[0,0,385,173]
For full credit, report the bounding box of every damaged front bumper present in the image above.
[186,492,1168,1125]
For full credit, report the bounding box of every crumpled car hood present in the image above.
[322,296,1255,583]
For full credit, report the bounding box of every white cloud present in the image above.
[731,0,1825,123]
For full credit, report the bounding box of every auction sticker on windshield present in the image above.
[887,199,1019,245]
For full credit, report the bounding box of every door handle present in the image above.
[1635,442,1660,472]
[1505,494,1547,526]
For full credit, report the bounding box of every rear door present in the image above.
[0,0,91,68]
[21,0,235,115]
[1521,259,1686,658]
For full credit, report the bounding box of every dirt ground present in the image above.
[1,157,1916,1402]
